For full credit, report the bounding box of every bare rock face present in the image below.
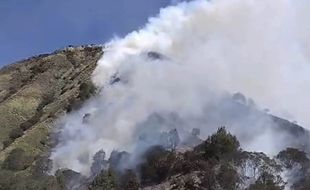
[0,46,103,162]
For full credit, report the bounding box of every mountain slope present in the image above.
[0,46,310,190]
[0,46,103,161]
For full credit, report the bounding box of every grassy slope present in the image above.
[0,46,103,165]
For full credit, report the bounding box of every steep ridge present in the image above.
[0,46,103,160]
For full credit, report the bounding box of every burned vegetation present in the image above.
[0,127,307,190]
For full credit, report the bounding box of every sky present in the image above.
[0,0,171,66]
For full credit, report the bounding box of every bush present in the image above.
[277,149,310,190]
[2,148,34,171]
[0,170,14,190]
[248,171,285,190]
[90,169,119,190]
[78,82,96,101]
[120,170,140,190]
[171,151,207,175]
[37,93,55,111]
[20,112,42,131]
[200,163,217,189]
[9,127,23,140]
[232,92,247,104]
[66,98,83,112]
[139,146,176,185]
[109,151,131,171]
[56,169,86,190]
[2,139,13,150]
[91,150,108,177]
[292,177,310,190]
[31,156,53,179]
[217,163,240,190]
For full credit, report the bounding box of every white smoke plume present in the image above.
[51,0,310,175]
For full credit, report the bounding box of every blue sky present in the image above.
[0,0,171,66]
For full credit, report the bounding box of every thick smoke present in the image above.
[51,0,310,175]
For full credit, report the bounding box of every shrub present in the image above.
[232,92,247,104]
[277,148,309,169]
[292,177,310,190]
[120,170,140,190]
[37,93,55,111]
[109,151,131,170]
[2,139,13,150]
[2,148,34,171]
[0,169,14,190]
[192,128,200,136]
[66,98,83,112]
[248,171,285,190]
[9,127,23,140]
[139,146,176,185]
[56,169,86,190]
[78,82,96,101]
[200,163,217,189]
[31,156,53,179]
[217,163,240,190]
[20,111,42,131]
[171,150,207,175]
[90,169,119,190]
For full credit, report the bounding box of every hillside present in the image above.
[0,46,102,162]
[0,47,310,190]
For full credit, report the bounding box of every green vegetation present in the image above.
[66,81,96,112]
[248,171,285,190]
[121,170,140,190]
[2,127,24,149]
[78,81,96,101]
[195,127,241,161]
[139,145,176,185]
[2,148,34,171]
[90,169,119,190]
[217,163,240,190]
[0,127,309,189]
[277,148,309,169]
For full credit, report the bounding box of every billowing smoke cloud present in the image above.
[51,0,310,175]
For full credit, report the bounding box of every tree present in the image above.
[240,152,282,180]
[91,150,108,177]
[192,128,200,137]
[233,92,247,104]
[160,129,180,150]
[277,148,309,169]
[277,148,310,190]
[195,127,240,161]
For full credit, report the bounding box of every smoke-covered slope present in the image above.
[48,0,310,178]
[0,46,308,189]
[1,1,310,189]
